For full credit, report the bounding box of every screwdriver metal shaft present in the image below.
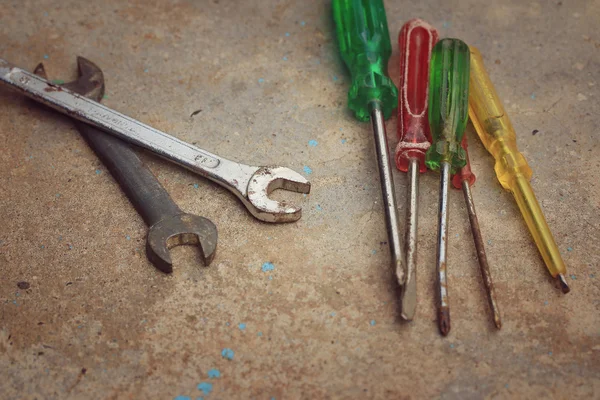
[436,161,451,335]
[402,158,419,319]
[460,179,502,329]
[371,103,404,285]
[452,135,502,329]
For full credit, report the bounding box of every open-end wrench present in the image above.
[33,57,217,273]
[0,57,311,223]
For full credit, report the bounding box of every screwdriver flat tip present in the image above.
[558,273,570,294]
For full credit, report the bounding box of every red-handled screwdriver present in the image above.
[395,19,439,320]
[451,135,502,329]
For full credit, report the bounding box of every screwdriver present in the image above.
[468,47,570,293]
[395,19,439,320]
[332,0,405,291]
[425,38,470,336]
[451,135,502,329]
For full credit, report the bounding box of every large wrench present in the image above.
[0,57,311,223]
[33,58,218,273]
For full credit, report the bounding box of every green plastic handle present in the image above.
[332,0,398,121]
[425,38,470,172]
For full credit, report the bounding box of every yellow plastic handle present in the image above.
[468,46,567,279]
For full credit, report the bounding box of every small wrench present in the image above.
[33,57,218,273]
[0,57,311,223]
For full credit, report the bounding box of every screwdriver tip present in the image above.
[558,274,570,294]
[493,315,502,330]
[438,307,451,336]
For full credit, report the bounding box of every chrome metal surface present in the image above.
[436,162,451,336]
[0,58,310,223]
[369,103,405,288]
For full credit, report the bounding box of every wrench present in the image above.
[33,57,218,273]
[0,57,311,223]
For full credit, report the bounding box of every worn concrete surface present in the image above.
[1,0,598,398]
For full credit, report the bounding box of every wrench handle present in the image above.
[0,59,256,197]
[76,121,182,227]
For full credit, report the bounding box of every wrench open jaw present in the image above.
[34,58,218,272]
[242,166,311,223]
[1,56,311,223]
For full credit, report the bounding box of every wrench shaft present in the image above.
[76,121,183,227]
[0,59,255,198]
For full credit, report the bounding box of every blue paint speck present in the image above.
[449,343,455,348]
[174,396,191,400]
[544,300,548,305]
[43,54,49,59]
[238,323,246,331]
[548,351,553,356]
[197,382,213,395]
[330,312,336,317]
[207,368,221,378]
[370,320,376,326]
[258,331,263,337]
[300,21,306,26]
[590,274,595,278]
[303,165,313,175]
[570,274,577,280]
[225,322,230,326]
[371,249,377,255]
[43,11,48,16]
[126,235,131,240]
[193,183,199,189]
[443,21,450,28]
[315,204,322,211]
[341,138,347,144]
[282,56,288,61]
[262,262,275,272]
[258,78,265,83]
[40,245,45,249]
[308,140,318,147]
[531,93,536,100]
[144,68,149,73]
[487,239,493,245]
[68,244,73,250]
[505,384,509,389]
[95,169,102,175]
[221,348,234,360]
[268,275,273,280]
[285,32,290,37]
[567,247,573,252]
[332,75,338,82]
[55,193,61,198]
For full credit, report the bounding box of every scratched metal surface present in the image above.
[0,0,598,399]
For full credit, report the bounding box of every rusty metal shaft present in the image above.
[436,162,451,336]
[461,179,502,329]
[401,158,419,320]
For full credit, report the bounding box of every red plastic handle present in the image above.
[452,135,476,189]
[395,19,439,173]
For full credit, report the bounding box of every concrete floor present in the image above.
[1,0,598,399]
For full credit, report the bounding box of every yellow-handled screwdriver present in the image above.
[468,47,570,293]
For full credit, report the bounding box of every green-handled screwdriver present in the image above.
[332,0,405,294]
[425,38,470,336]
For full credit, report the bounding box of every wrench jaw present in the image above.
[246,166,311,223]
[146,214,218,273]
